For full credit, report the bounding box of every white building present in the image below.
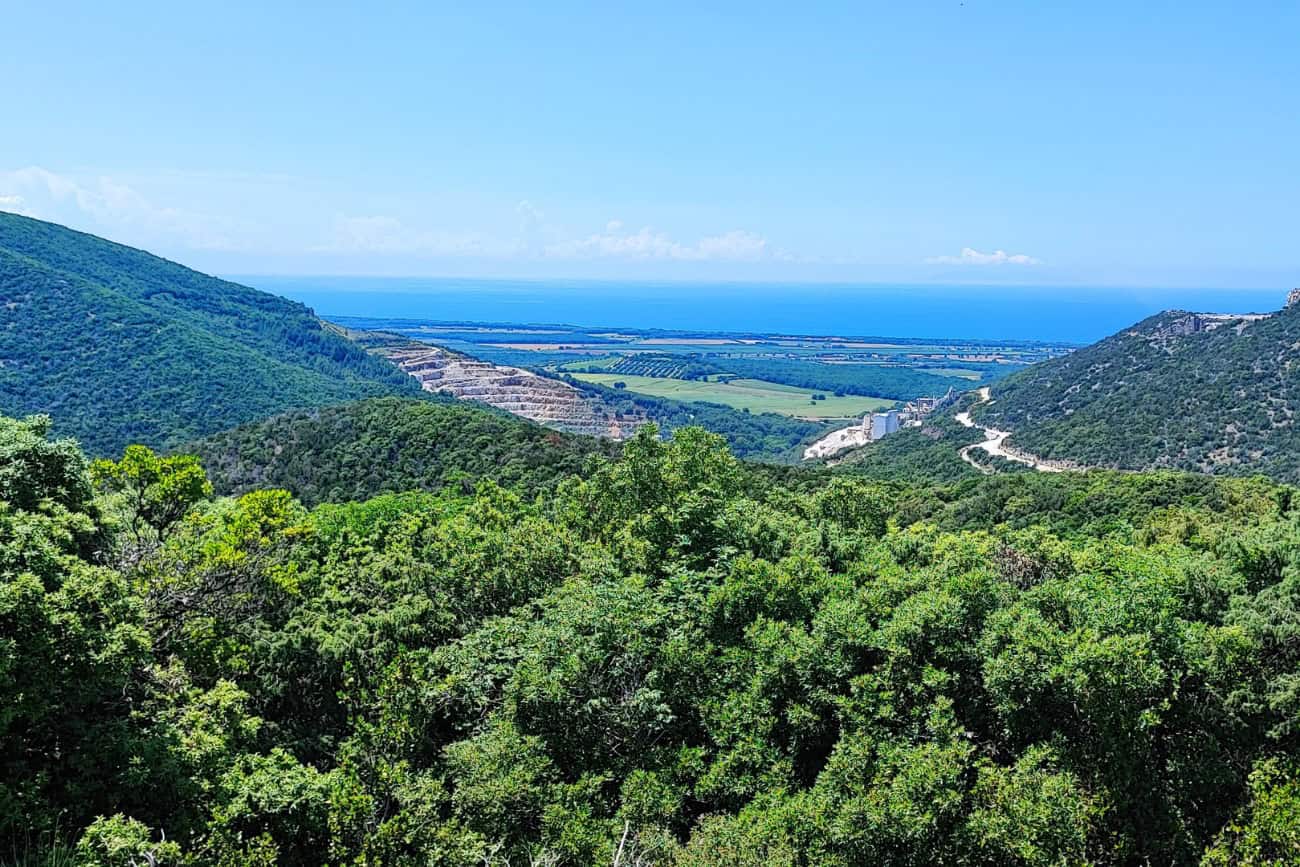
[869,410,900,440]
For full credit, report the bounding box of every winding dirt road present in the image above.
[955,387,1064,474]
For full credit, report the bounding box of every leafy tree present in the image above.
[0,418,150,838]
[3,412,1300,864]
[0,414,93,513]
[93,444,212,548]
[75,815,183,867]
[1202,758,1300,866]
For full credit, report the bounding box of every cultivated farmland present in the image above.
[570,373,893,418]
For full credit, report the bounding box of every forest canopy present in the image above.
[4,412,1300,865]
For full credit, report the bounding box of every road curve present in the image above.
[955,387,1064,473]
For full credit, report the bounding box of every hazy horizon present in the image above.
[243,273,1295,344]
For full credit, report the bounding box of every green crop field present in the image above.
[558,355,621,371]
[571,373,893,418]
[921,367,983,379]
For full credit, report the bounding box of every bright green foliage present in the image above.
[0,211,420,456]
[5,413,1300,865]
[961,747,1100,865]
[93,444,213,546]
[1202,758,1300,865]
[76,815,182,867]
[0,420,150,837]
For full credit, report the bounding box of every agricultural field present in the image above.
[334,316,1074,404]
[570,373,893,418]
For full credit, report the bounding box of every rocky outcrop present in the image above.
[1141,311,1272,349]
[803,422,870,460]
[388,346,647,439]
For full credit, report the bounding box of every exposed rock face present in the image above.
[1141,311,1271,349]
[388,346,647,439]
[803,422,870,460]
[1148,313,1208,341]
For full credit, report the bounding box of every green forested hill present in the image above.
[6,416,1300,865]
[0,211,420,455]
[978,303,1300,479]
[189,396,617,506]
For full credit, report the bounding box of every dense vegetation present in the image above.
[7,412,1300,865]
[563,354,979,401]
[980,304,1300,480]
[705,357,978,400]
[565,353,721,382]
[0,212,420,455]
[188,396,617,506]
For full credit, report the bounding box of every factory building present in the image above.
[869,410,900,440]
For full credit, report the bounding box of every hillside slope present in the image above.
[0,212,419,454]
[189,396,617,506]
[389,344,647,438]
[977,303,1300,478]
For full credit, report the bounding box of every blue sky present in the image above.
[2,1,1297,287]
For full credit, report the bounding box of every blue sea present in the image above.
[236,276,1290,345]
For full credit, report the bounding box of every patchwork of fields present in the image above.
[334,316,1074,418]
[570,373,893,418]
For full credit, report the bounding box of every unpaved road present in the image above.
[956,387,1064,473]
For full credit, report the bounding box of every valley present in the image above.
[332,315,1071,404]
[9,4,1300,861]
[330,314,1072,464]
[6,212,1300,866]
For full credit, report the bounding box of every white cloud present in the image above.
[0,166,236,249]
[696,229,776,261]
[1,169,801,271]
[927,246,1042,266]
[320,214,517,258]
[544,223,781,262]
